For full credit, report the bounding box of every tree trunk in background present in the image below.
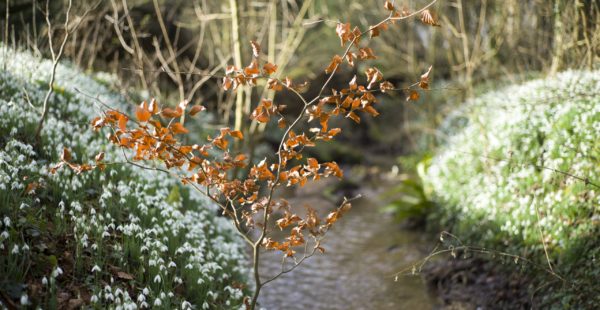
[230,0,244,139]
[549,0,564,74]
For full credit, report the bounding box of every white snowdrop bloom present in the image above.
[3,217,10,227]
[91,265,101,273]
[168,261,176,268]
[11,244,19,254]
[153,298,162,306]
[140,302,148,308]
[137,294,145,303]
[0,231,8,239]
[22,244,29,251]
[20,294,29,305]
[153,275,161,283]
[181,301,192,309]
[143,287,150,295]
[202,301,210,309]
[41,277,48,285]
[51,267,63,278]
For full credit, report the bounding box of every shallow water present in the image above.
[257,183,435,310]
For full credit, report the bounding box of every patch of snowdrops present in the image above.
[425,71,600,306]
[0,48,248,309]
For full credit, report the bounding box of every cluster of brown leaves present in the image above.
[50,147,105,175]
[262,200,352,257]
[52,0,439,260]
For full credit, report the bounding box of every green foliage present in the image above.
[425,70,600,307]
[383,153,435,222]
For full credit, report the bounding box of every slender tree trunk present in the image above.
[549,0,564,74]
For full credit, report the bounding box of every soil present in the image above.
[422,256,536,310]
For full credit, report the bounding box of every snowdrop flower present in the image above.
[51,267,63,278]
[20,294,29,305]
[92,265,101,273]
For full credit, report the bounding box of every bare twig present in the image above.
[34,0,100,142]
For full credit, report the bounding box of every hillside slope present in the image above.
[0,49,248,309]
[426,71,600,307]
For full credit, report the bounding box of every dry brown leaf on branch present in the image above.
[419,65,433,89]
[189,105,206,116]
[420,9,441,27]
[250,40,261,58]
[407,90,420,101]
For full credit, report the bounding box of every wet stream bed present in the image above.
[256,181,436,309]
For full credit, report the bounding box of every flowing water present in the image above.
[257,182,435,309]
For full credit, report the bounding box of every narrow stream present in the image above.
[257,182,435,309]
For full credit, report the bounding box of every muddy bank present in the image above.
[421,255,536,309]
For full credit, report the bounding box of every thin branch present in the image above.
[34,0,101,141]
[34,0,73,141]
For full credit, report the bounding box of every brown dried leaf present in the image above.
[407,90,420,101]
[189,105,206,116]
[250,40,261,58]
[420,9,441,27]
[170,122,189,134]
[116,271,134,280]
[384,1,395,11]
[419,65,432,89]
